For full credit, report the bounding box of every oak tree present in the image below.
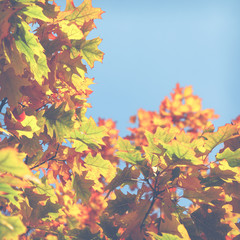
[0,0,240,239]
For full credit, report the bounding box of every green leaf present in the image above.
[116,137,144,164]
[72,173,94,204]
[203,124,238,152]
[143,131,163,166]
[154,127,180,144]
[164,141,202,165]
[84,153,115,179]
[80,37,104,68]
[0,183,22,209]
[43,103,75,142]
[14,20,49,85]
[17,115,41,138]
[216,148,240,167]
[70,117,107,152]
[148,231,180,240]
[21,5,50,22]
[0,213,26,239]
[0,148,32,178]
[35,176,58,203]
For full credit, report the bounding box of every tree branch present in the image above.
[0,97,7,112]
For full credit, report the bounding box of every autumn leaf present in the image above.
[0,213,26,240]
[21,5,51,22]
[80,37,104,68]
[216,147,240,167]
[191,205,231,240]
[160,214,190,239]
[183,187,223,203]
[68,227,102,240]
[0,68,30,107]
[1,39,26,76]
[59,20,84,40]
[0,148,32,178]
[16,115,41,138]
[115,199,151,239]
[38,199,61,220]
[84,153,115,182]
[148,231,180,240]
[70,117,107,152]
[163,140,202,165]
[0,7,17,41]
[203,124,238,152]
[14,20,49,85]
[105,190,136,216]
[19,135,42,157]
[43,103,75,142]
[105,167,140,198]
[72,172,94,203]
[0,183,22,209]
[116,137,144,164]
[59,0,104,26]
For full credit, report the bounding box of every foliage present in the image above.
[0,0,240,239]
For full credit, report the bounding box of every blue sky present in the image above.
[59,0,240,136]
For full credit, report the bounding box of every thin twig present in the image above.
[0,98,7,112]
[30,144,60,170]
[140,197,156,229]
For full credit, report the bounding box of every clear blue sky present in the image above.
[58,0,240,137]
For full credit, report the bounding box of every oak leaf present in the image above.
[116,137,144,164]
[43,103,75,142]
[80,37,104,68]
[14,21,49,85]
[0,148,32,178]
[59,0,104,27]
[0,68,30,107]
[0,213,26,240]
[72,172,94,204]
[70,117,107,152]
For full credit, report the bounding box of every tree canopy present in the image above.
[0,0,240,239]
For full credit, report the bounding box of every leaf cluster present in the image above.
[0,1,240,240]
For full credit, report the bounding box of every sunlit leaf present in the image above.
[148,231,180,240]
[0,183,22,208]
[84,153,115,181]
[164,141,202,165]
[116,137,144,164]
[216,147,240,167]
[21,5,50,22]
[70,117,107,152]
[60,0,104,26]
[43,103,75,142]
[0,148,32,178]
[59,21,83,40]
[0,213,26,239]
[14,21,49,85]
[80,37,104,68]
[203,124,238,152]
